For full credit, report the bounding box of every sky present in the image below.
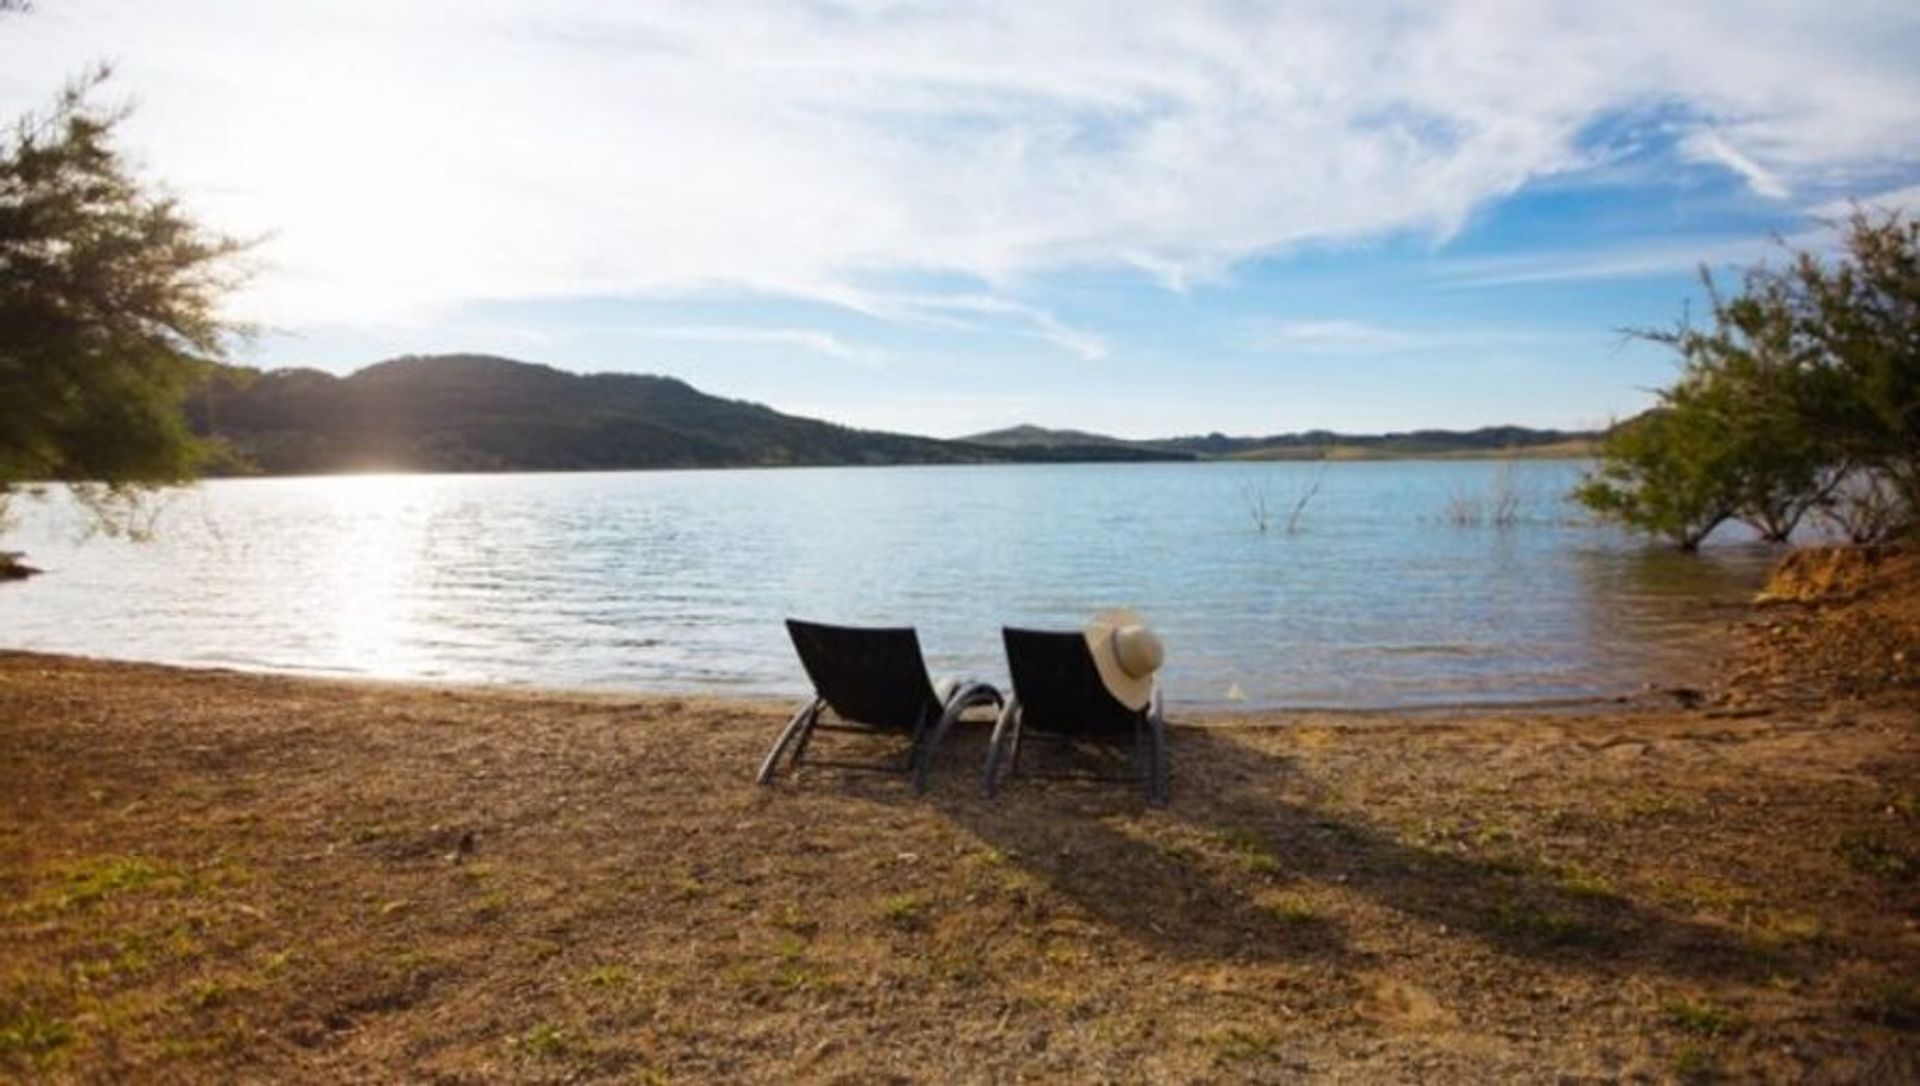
[5,1,1920,439]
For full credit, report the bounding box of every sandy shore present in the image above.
[2,640,1915,1082]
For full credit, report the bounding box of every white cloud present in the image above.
[1264,320,1421,351]
[1808,182,1920,220]
[2,0,1917,347]
[1256,319,1586,354]
[1683,131,1790,199]
[604,325,883,365]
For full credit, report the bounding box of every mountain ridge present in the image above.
[191,354,1598,475]
[190,355,1189,474]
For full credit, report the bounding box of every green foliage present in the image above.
[1666,997,1740,1037]
[0,69,246,518]
[1580,210,1919,548]
[1574,405,1740,551]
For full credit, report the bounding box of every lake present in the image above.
[0,462,1775,709]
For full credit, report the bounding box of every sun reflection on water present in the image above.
[309,474,428,677]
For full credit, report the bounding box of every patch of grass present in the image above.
[1837,833,1915,880]
[1653,877,1754,915]
[1212,827,1280,875]
[877,894,927,929]
[1745,911,1827,952]
[187,978,231,1010]
[518,1022,572,1060]
[1620,790,1693,823]
[17,855,177,916]
[774,934,807,964]
[1201,1024,1282,1064]
[1554,863,1614,898]
[0,1007,76,1071]
[1666,998,1739,1037]
[1264,895,1318,925]
[1487,902,1602,948]
[1673,1044,1717,1081]
[1542,806,1587,832]
[1470,822,1517,850]
[769,904,817,936]
[348,823,391,845]
[972,847,1010,868]
[772,962,826,993]
[473,890,509,918]
[579,965,632,991]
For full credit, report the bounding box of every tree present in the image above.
[1785,209,1920,516]
[1580,210,1918,549]
[0,69,247,545]
[1574,401,1742,551]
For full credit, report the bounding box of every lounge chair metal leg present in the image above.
[757,697,824,784]
[911,682,1003,794]
[981,697,1021,798]
[1147,693,1170,805]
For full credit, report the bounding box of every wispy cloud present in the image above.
[606,325,883,365]
[1263,320,1422,351]
[1683,131,1790,199]
[1436,236,1786,289]
[1255,319,1585,354]
[3,0,1916,342]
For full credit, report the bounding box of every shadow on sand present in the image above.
[816,721,1754,983]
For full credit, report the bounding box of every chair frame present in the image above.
[756,621,1002,793]
[982,628,1169,804]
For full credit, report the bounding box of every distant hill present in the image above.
[967,422,1598,461]
[961,424,1153,450]
[190,355,1188,474]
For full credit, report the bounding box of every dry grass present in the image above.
[0,650,1915,1082]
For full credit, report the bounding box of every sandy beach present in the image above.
[2,555,1916,1083]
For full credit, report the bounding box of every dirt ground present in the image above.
[1,552,1916,1082]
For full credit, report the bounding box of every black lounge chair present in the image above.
[756,619,1003,793]
[983,627,1169,803]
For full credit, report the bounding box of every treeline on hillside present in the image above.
[1160,426,1593,459]
[1578,209,1919,550]
[962,424,1594,459]
[188,355,1189,474]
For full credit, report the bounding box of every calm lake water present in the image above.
[0,462,1775,709]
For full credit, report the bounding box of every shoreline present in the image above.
[2,645,1914,1081]
[0,647,1691,721]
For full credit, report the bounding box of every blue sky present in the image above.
[5,1,1919,437]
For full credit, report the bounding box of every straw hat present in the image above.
[1085,608,1165,711]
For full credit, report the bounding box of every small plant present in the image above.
[187,978,229,1009]
[579,965,632,991]
[1673,1044,1716,1081]
[1212,827,1280,874]
[1555,864,1614,898]
[1488,902,1600,947]
[973,847,1009,868]
[1285,462,1328,534]
[1837,833,1915,880]
[0,1007,76,1071]
[878,894,927,929]
[1202,1024,1282,1064]
[1265,895,1317,925]
[769,904,817,936]
[1666,997,1739,1037]
[519,1023,571,1059]
[1239,477,1273,533]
